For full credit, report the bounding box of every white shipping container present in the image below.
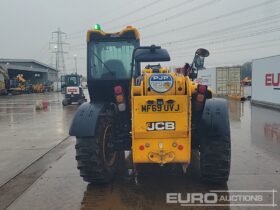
[195,68,216,92]
[252,55,280,107]
[216,67,228,95]
[53,82,62,92]
[216,67,241,96]
[196,67,241,96]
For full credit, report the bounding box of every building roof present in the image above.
[0,59,58,72]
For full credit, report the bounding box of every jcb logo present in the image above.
[147,121,175,131]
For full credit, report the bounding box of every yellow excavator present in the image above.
[32,83,44,93]
[8,74,30,94]
[0,66,9,95]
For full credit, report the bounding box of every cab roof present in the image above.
[87,26,140,42]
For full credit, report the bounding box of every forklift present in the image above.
[61,74,87,106]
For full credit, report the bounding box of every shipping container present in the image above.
[196,66,241,96]
[53,81,62,92]
[252,55,280,110]
[195,67,216,92]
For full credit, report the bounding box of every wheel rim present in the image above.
[102,124,117,167]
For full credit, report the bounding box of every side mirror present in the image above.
[194,56,205,70]
[194,48,209,70]
[195,48,209,58]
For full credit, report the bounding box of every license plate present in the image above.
[140,104,181,113]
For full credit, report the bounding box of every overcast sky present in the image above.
[1,0,280,75]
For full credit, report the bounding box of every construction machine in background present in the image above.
[32,83,44,93]
[61,74,87,106]
[69,25,231,185]
[8,74,31,94]
[0,67,53,95]
[0,66,9,95]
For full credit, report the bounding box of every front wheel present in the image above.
[62,98,69,106]
[75,116,119,184]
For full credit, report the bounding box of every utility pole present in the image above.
[49,28,69,79]
[74,54,78,74]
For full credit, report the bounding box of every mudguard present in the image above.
[69,102,106,137]
[201,98,230,138]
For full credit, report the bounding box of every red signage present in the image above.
[265,73,280,86]
[67,88,78,93]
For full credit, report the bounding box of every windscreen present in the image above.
[89,41,136,80]
[67,76,79,86]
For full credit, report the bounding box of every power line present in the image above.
[170,37,280,55]
[138,0,222,30]
[172,41,280,58]
[65,0,278,44]
[66,0,136,36]
[107,0,195,31]
[167,26,280,54]
[68,15,280,54]
[67,13,280,53]
[67,0,222,41]
[67,0,163,40]
[212,42,280,55]
[166,19,280,52]
[160,13,280,46]
[34,43,50,61]
[168,24,280,52]
[102,0,162,26]
[143,0,279,39]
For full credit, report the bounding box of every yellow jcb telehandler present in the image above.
[69,26,231,184]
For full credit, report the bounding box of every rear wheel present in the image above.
[75,116,118,184]
[199,98,231,184]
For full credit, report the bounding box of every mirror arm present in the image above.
[189,53,198,80]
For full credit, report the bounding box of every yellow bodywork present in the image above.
[9,74,27,93]
[0,66,9,91]
[131,68,198,165]
[32,84,44,93]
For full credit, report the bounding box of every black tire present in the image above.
[75,116,119,184]
[78,99,84,105]
[199,98,231,184]
[62,98,68,106]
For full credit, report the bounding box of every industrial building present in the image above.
[0,59,58,83]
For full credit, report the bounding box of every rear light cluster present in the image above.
[195,84,207,111]
[178,145,184,150]
[139,145,145,151]
[198,84,207,94]
[114,85,126,112]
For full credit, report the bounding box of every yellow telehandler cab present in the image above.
[69,27,231,184]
